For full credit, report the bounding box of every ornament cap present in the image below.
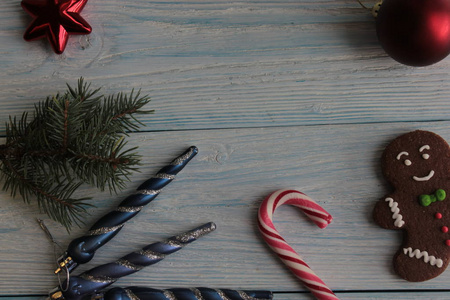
[372,0,383,17]
[49,288,64,300]
[55,254,77,274]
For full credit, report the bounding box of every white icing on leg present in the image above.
[403,247,443,268]
[385,197,405,227]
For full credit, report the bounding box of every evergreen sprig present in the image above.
[0,78,153,231]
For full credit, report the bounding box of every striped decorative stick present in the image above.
[56,146,198,274]
[257,189,338,300]
[103,286,273,300]
[52,222,216,300]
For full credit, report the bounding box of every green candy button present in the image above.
[436,189,446,201]
[420,194,432,207]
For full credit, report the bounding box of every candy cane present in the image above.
[257,189,338,300]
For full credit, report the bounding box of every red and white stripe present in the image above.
[257,189,338,300]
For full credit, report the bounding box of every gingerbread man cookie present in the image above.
[373,130,450,282]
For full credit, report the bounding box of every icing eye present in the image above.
[404,159,412,166]
[419,145,431,160]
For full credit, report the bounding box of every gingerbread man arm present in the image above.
[373,196,405,230]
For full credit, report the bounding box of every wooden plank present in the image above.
[2,1,450,132]
[3,292,450,300]
[2,122,450,296]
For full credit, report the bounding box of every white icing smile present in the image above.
[413,170,435,182]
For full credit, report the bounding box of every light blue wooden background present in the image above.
[2,0,450,299]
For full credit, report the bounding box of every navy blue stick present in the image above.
[54,222,216,300]
[56,146,198,274]
[104,287,273,300]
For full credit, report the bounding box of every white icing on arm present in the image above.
[385,197,405,227]
[403,247,443,268]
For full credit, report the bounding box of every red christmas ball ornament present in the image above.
[375,0,450,66]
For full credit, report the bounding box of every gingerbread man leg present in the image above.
[394,245,446,282]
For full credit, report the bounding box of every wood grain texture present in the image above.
[2,0,450,133]
[6,293,450,300]
[2,123,450,299]
[2,0,450,299]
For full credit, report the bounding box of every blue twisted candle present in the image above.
[56,146,198,274]
[54,222,216,300]
[103,287,273,300]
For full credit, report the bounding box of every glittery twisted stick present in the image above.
[57,222,216,300]
[103,286,273,300]
[257,189,338,300]
[56,146,199,274]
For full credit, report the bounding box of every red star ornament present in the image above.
[21,0,92,54]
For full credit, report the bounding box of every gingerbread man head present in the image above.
[381,130,450,191]
[374,130,450,281]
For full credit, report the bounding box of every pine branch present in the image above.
[0,78,153,231]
